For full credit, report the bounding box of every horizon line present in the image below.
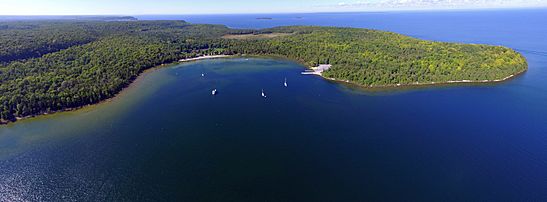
[1,6,546,17]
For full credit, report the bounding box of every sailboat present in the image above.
[212,89,217,95]
[261,89,266,98]
[201,73,205,77]
[284,78,288,87]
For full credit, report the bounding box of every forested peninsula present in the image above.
[0,20,527,123]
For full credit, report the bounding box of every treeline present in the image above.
[0,21,527,123]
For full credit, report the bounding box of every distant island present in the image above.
[0,20,527,124]
[256,17,273,20]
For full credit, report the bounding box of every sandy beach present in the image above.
[179,55,231,62]
[301,64,332,75]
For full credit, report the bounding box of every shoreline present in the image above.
[299,61,526,89]
[1,55,526,125]
[0,65,166,126]
[256,54,527,89]
[302,64,332,75]
[179,55,232,62]
[2,55,239,125]
[317,69,526,89]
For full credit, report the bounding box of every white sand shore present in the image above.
[301,64,332,75]
[324,72,522,88]
[405,74,517,86]
[179,55,231,62]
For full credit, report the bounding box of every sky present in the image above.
[0,0,546,15]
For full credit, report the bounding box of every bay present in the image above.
[1,10,547,201]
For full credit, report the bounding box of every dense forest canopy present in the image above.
[0,20,527,123]
[226,26,527,85]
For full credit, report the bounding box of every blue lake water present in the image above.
[1,9,547,201]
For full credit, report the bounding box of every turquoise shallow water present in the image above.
[2,10,547,201]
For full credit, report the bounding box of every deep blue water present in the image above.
[1,10,547,201]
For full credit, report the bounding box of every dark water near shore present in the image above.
[2,10,547,201]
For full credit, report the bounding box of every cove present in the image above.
[1,57,546,201]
